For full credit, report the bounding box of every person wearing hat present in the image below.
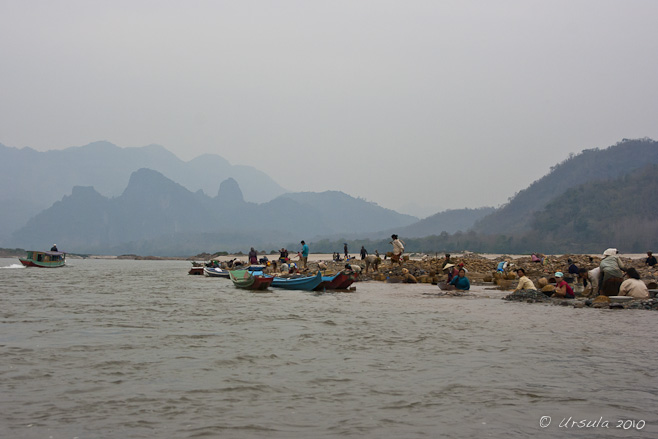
[599,248,625,296]
[553,272,575,298]
[300,240,309,269]
[442,263,456,282]
[50,244,58,252]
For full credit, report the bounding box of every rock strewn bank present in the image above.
[286,252,657,311]
[504,289,658,310]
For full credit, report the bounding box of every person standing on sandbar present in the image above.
[389,234,405,266]
[300,240,309,269]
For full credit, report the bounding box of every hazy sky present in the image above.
[2,0,657,217]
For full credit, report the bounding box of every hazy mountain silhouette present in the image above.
[0,141,287,243]
[10,169,417,255]
[386,207,496,238]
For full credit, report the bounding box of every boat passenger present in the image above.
[448,268,470,290]
[645,251,657,267]
[51,244,58,252]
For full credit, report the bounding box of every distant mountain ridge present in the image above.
[473,138,658,234]
[390,207,496,238]
[0,141,288,242]
[525,163,658,252]
[10,169,418,255]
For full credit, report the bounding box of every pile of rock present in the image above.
[624,298,658,310]
[502,289,552,303]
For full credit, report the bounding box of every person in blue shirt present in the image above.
[300,240,309,269]
[449,268,470,290]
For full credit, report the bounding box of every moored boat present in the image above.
[203,267,230,278]
[19,250,66,268]
[314,272,357,291]
[271,271,323,291]
[229,269,274,290]
[189,262,204,275]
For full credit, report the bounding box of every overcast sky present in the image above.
[2,0,657,217]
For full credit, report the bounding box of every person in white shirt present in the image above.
[389,234,405,266]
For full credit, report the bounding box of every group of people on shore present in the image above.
[509,248,653,299]
[242,240,653,300]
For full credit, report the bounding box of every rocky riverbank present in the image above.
[502,289,658,310]
[259,252,658,310]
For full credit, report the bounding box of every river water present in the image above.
[1,258,656,439]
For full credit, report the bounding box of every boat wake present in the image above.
[1,263,24,269]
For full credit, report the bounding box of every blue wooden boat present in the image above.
[270,271,323,291]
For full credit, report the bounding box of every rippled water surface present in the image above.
[1,258,657,438]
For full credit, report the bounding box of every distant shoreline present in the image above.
[0,248,650,262]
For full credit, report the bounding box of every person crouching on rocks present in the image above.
[448,268,470,290]
[618,267,649,299]
[513,268,536,292]
[553,272,575,298]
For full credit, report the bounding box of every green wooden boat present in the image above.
[229,269,274,290]
[19,250,66,268]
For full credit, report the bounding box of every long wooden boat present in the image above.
[314,272,357,291]
[270,271,323,291]
[19,250,66,268]
[229,269,274,290]
[203,267,230,278]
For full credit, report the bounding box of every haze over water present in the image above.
[1,258,657,438]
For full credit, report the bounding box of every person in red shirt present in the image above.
[553,272,575,298]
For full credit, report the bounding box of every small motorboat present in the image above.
[19,250,66,268]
